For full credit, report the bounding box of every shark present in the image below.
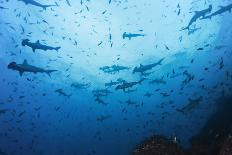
[133,58,165,74]
[149,77,167,85]
[8,60,57,76]
[182,5,212,30]
[202,4,232,19]
[122,32,146,40]
[105,80,122,87]
[55,89,72,98]
[177,96,203,114]
[22,39,61,52]
[18,0,58,10]
[100,65,129,74]
[97,115,111,122]
[71,82,91,89]
[115,78,145,91]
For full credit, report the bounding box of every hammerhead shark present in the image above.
[18,0,58,10]
[182,5,212,30]
[133,58,165,74]
[202,4,232,19]
[115,78,145,91]
[8,60,57,76]
[122,32,146,40]
[22,39,61,52]
[176,96,203,114]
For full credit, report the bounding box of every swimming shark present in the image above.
[97,115,111,122]
[71,82,91,89]
[176,96,203,114]
[105,80,122,87]
[133,58,165,74]
[115,78,145,91]
[202,4,232,19]
[122,32,146,40]
[55,89,72,98]
[149,77,167,85]
[18,0,58,10]
[8,60,57,76]
[22,39,61,52]
[100,65,129,74]
[182,5,212,30]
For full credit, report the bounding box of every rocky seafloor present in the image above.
[133,95,232,155]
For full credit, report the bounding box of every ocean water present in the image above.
[0,0,232,155]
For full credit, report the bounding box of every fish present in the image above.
[105,80,123,87]
[150,77,167,85]
[182,70,194,86]
[115,78,145,91]
[92,89,112,98]
[65,0,71,6]
[122,32,146,40]
[0,6,8,10]
[203,4,232,19]
[8,60,57,77]
[71,82,91,89]
[133,58,165,74]
[55,89,72,98]
[94,96,107,105]
[0,109,8,115]
[177,96,203,114]
[100,65,129,74]
[125,99,137,105]
[22,39,61,52]
[182,5,212,30]
[97,115,111,122]
[18,0,58,10]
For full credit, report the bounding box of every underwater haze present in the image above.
[0,0,232,155]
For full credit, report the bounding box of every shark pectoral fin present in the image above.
[42,6,47,10]
[55,47,61,51]
[46,72,52,78]
[32,48,36,52]
[19,71,24,76]
[46,70,57,77]
[22,59,28,65]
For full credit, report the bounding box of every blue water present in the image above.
[0,0,232,155]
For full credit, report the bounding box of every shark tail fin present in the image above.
[158,58,165,65]
[46,70,57,77]
[180,26,189,31]
[55,47,61,51]
[176,108,185,114]
[138,78,146,84]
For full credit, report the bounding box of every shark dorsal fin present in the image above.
[23,60,28,65]
[140,64,143,67]
[36,40,40,44]
[19,71,24,76]
[219,5,224,9]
